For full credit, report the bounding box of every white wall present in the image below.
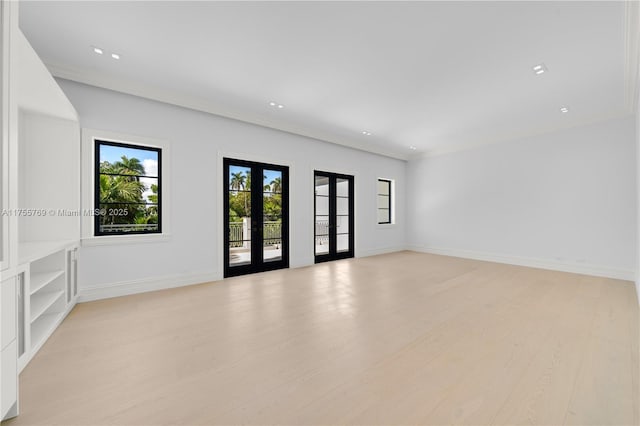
[407,116,637,280]
[56,79,406,300]
[636,98,640,303]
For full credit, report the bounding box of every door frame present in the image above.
[223,157,290,278]
[314,170,355,263]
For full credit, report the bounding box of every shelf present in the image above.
[19,240,76,265]
[30,290,63,323]
[30,270,65,295]
[30,312,63,351]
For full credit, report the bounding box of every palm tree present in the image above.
[270,177,282,193]
[114,156,145,179]
[230,172,246,190]
[99,174,145,225]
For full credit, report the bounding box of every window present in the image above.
[95,140,161,235]
[377,178,392,224]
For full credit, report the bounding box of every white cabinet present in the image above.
[1,276,18,420]
[1,277,16,348]
[0,1,81,421]
[17,244,78,368]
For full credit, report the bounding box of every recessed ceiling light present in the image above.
[362,131,372,136]
[532,63,547,75]
[269,102,277,106]
[93,46,103,55]
[277,104,284,109]
[560,106,569,113]
[409,146,417,150]
[111,53,120,60]
[269,101,284,109]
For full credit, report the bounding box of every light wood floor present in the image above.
[6,251,639,425]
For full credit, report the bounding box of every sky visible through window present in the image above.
[100,144,159,203]
[229,166,281,190]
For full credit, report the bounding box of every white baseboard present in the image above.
[78,248,406,302]
[408,245,636,281]
[78,271,222,302]
[357,246,405,258]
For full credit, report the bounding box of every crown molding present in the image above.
[44,61,410,161]
[624,0,640,113]
[413,111,633,160]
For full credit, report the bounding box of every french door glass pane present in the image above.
[337,234,349,253]
[315,175,330,256]
[377,179,390,195]
[315,176,329,195]
[336,178,349,197]
[229,165,251,267]
[377,209,390,224]
[336,215,349,234]
[263,170,282,263]
[337,197,349,215]
[336,177,350,253]
[315,237,329,254]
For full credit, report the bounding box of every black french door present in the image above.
[314,171,355,263]
[224,158,289,277]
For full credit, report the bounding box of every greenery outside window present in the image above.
[377,178,392,224]
[95,140,161,235]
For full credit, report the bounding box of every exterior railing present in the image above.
[101,223,158,232]
[229,219,281,248]
[263,221,281,243]
[229,222,244,247]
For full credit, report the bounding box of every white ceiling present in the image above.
[19,1,638,160]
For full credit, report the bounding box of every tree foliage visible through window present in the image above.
[95,140,161,235]
[228,169,282,222]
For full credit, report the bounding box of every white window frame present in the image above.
[81,128,171,246]
[376,177,395,226]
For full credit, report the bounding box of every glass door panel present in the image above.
[263,169,283,263]
[224,159,289,277]
[228,165,252,267]
[314,171,354,262]
[315,175,330,256]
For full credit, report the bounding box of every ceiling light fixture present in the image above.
[93,46,103,55]
[269,101,284,109]
[111,53,120,60]
[560,106,569,113]
[409,146,417,150]
[532,63,547,75]
[362,131,372,136]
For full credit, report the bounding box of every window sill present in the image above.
[376,223,397,229]
[81,233,172,247]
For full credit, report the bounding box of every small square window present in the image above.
[377,179,392,225]
[95,140,162,235]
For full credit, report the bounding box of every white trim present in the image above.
[78,271,221,303]
[310,165,359,258]
[635,280,640,307]
[376,177,395,225]
[81,233,171,247]
[216,150,297,278]
[80,128,171,244]
[357,246,404,258]
[414,112,634,160]
[78,248,408,303]
[408,245,636,281]
[47,64,409,161]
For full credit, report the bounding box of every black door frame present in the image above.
[224,158,289,277]
[314,171,355,263]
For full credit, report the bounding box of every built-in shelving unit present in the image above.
[1,3,81,421]
[27,250,67,351]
